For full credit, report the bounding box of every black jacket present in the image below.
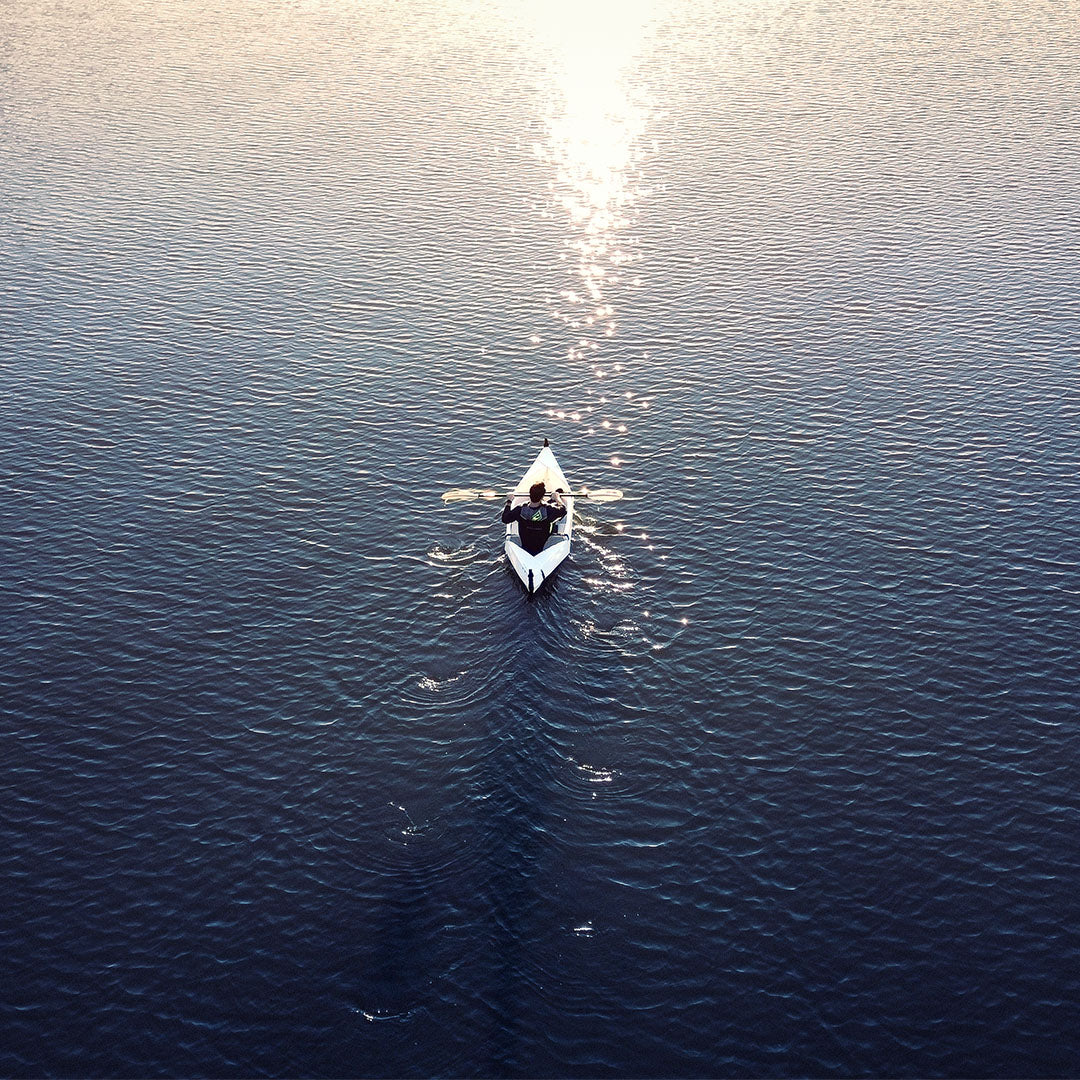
[502,501,568,556]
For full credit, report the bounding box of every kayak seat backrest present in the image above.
[542,534,569,551]
[506,533,523,549]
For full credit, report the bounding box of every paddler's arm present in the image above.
[501,499,518,524]
[548,491,568,521]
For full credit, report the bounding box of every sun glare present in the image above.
[521,0,655,315]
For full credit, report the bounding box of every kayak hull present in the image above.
[504,445,574,594]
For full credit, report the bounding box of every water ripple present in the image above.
[4,0,1080,1076]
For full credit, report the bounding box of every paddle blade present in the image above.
[441,488,504,502]
[578,487,624,503]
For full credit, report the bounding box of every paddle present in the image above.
[442,486,624,504]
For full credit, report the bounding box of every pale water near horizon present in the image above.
[2,1,1079,1076]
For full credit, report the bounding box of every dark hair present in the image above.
[529,482,546,502]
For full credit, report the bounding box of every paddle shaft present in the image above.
[441,486,623,503]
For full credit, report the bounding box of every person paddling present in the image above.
[502,482,567,556]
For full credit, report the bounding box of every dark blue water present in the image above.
[3,0,1080,1076]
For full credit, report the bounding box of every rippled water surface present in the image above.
[3,1,1080,1076]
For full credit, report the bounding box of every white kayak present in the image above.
[504,440,574,595]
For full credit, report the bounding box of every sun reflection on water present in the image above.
[522,0,656,357]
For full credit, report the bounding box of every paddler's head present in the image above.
[528,482,546,505]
